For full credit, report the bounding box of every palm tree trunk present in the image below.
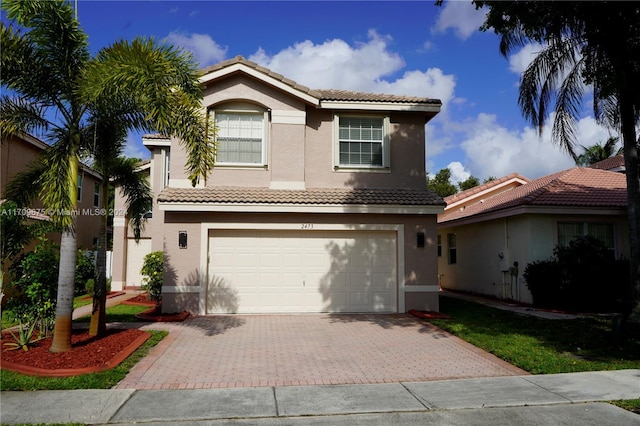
[49,228,77,353]
[89,180,110,336]
[619,89,640,322]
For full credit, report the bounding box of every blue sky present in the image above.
[73,1,615,182]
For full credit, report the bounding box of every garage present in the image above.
[125,238,152,288]
[206,229,397,314]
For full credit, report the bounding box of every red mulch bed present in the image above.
[1,328,150,377]
[408,309,450,320]
[124,293,190,322]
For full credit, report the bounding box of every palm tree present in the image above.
[474,1,640,320]
[1,0,214,352]
[83,113,152,336]
[576,137,621,166]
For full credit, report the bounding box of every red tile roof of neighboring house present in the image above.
[589,154,625,171]
[444,173,530,206]
[439,167,627,223]
[200,56,441,106]
[158,186,445,206]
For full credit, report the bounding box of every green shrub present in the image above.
[524,236,630,312]
[75,250,96,296]
[7,239,59,336]
[85,278,95,296]
[141,251,163,307]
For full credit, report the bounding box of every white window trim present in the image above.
[211,107,269,168]
[93,182,100,208]
[77,173,83,202]
[333,113,390,171]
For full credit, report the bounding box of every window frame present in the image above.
[333,113,390,171]
[447,233,457,265]
[557,221,615,253]
[77,173,83,202]
[210,106,269,167]
[93,182,100,208]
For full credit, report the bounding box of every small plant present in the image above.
[85,278,95,296]
[141,251,163,308]
[3,321,43,351]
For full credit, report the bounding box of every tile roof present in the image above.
[158,186,445,207]
[439,167,627,223]
[589,154,625,171]
[200,56,441,106]
[444,173,530,206]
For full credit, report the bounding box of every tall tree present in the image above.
[1,0,214,351]
[468,1,640,319]
[83,112,152,336]
[458,175,481,192]
[427,168,458,198]
[576,136,621,166]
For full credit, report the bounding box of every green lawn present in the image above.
[430,295,640,374]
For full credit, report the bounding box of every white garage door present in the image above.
[126,238,152,288]
[207,230,397,314]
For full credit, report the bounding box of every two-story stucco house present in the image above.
[111,56,445,315]
[1,132,103,250]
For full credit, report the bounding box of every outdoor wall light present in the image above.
[179,231,187,249]
[417,232,425,248]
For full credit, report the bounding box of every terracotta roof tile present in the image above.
[158,186,445,206]
[444,173,530,205]
[589,154,625,171]
[200,56,440,105]
[439,167,627,223]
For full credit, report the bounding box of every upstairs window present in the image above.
[93,182,100,208]
[335,115,389,169]
[213,109,267,166]
[77,174,83,202]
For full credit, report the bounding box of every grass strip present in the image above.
[429,295,640,374]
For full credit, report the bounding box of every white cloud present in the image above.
[457,113,609,179]
[447,161,471,185]
[432,0,487,40]
[165,32,227,67]
[508,43,544,75]
[249,30,456,107]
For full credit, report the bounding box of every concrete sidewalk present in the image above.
[2,369,639,425]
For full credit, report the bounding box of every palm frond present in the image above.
[4,159,46,207]
[111,157,152,241]
[0,96,50,142]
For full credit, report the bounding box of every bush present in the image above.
[524,236,630,312]
[85,278,95,296]
[6,239,59,336]
[75,250,96,296]
[141,251,163,307]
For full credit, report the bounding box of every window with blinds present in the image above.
[557,222,615,250]
[337,116,387,167]
[215,112,265,165]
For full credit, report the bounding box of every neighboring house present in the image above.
[0,132,103,250]
[437,167,629,304]
[111,56,445,314]
[589,154,625,173]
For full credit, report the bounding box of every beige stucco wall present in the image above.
[159,211,439,314]
[438,212,630,304]
[1,135,101,250]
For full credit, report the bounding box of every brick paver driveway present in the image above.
[117,314,526,390]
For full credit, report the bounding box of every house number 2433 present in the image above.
[301,223,313,229]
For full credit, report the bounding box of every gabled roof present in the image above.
[444,173,530,211]
[199,56,441,113]
[439,167,627,224]
[157,186,445,214]
[589,154,625,172]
